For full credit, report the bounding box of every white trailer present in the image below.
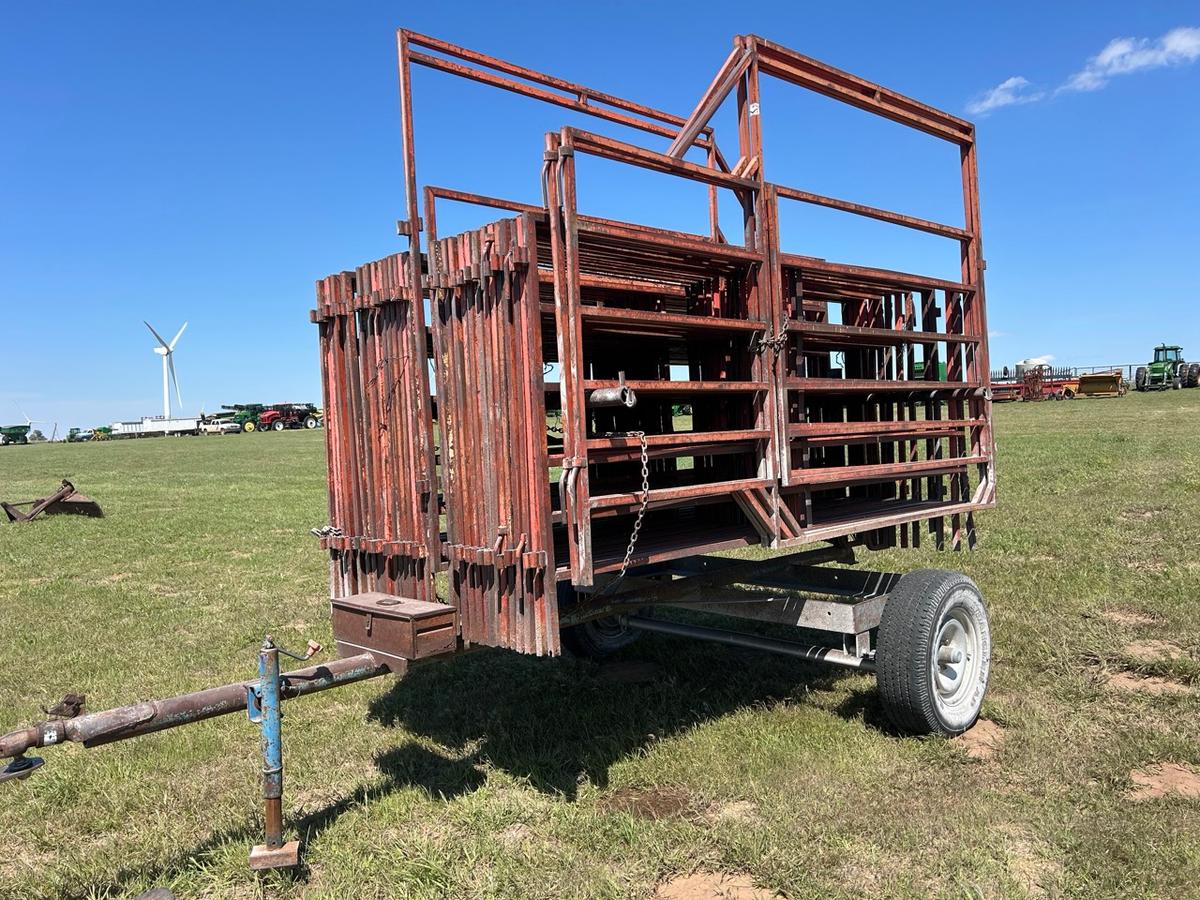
[110,416,200,438]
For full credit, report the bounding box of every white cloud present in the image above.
[1022,355,1055,365]
[966,76,1043,115]
[1061,26,1200,92]
[967,25,1200,114]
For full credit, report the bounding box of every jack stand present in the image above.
[246,635,318,871]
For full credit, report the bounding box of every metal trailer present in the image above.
[110,415,201,438]
[1,31,996,873]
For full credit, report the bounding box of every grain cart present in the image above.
[0,423,30,445]
[1135,345,1198,391]
[0,31,996,873]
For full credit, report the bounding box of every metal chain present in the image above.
[754,318,790,355]
[611,430,650,586]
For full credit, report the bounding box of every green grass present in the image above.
[1,391,1198,899]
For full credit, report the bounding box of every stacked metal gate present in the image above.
[313,30,997,656]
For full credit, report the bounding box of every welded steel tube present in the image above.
[0,653,388,760]
[587,384,637,408]
[624,615,875,671]
[257,641,285,851]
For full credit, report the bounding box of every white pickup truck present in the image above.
[199,418,242,435]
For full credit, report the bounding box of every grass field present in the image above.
[1,391,1198,899]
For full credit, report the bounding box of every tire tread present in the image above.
[877,568,984,736]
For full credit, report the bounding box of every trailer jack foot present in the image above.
[0,754,44,784]
[249,839,301,871]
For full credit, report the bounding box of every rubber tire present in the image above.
[876,569,991,736]
[304,416,318,429]
[1187,364,1200,388]
[560,616,642,660]
[273,420,285,431]
[1135,367,1148,392]
[244,421,256,433]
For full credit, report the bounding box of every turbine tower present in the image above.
[145,321,187,419]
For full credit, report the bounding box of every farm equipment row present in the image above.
[991,364,1127,402]
[217,403,323,433]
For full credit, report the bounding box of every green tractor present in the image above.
[221,403,265,433]
[1135,345,1199,392]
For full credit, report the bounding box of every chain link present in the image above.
[754,318,790,355]
[611,430,650,586]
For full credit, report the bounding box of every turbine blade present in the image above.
[169,356,183,409]
[144,321,171,349]
[169,321,188,350]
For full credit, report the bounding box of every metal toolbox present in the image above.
[330,593,457,668]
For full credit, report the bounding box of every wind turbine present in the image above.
[145,321,187,419]
[14,405,54,442]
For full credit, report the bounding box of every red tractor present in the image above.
[256,404,322,432]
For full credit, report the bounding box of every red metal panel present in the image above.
[313,29,997,640]
[429,215,558,655]
[312,254,438,604]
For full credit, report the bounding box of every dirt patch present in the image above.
[1106,672,1190,695]
[602,786,693,820]
[598,659,662,684]
[953,719,1005,760]
[654,872,777,899]
[498,823,533,846]
[1123,640,1186,663]
[1127,763,1200,801]
[703,799,761,827]
[1002,828,1064,898]
[1102,609,1157,627]
[1120,506,1165,523]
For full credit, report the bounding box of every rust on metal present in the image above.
[2,480,103,523]
[313,29,995,655]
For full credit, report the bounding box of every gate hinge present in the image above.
[395,217,424,238]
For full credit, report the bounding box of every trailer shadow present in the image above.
[367,626,868,798]
[62,742,485,899]
[65,630,874,897]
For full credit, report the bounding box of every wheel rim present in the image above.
[591,616,631,642]
[931,600,984,719]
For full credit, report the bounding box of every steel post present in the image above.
[248,637,299,870]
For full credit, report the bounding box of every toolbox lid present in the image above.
[331,592,454,620]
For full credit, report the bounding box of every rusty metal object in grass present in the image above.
[2,480,103,523]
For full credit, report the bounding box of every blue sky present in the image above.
[2,2,1197,430]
